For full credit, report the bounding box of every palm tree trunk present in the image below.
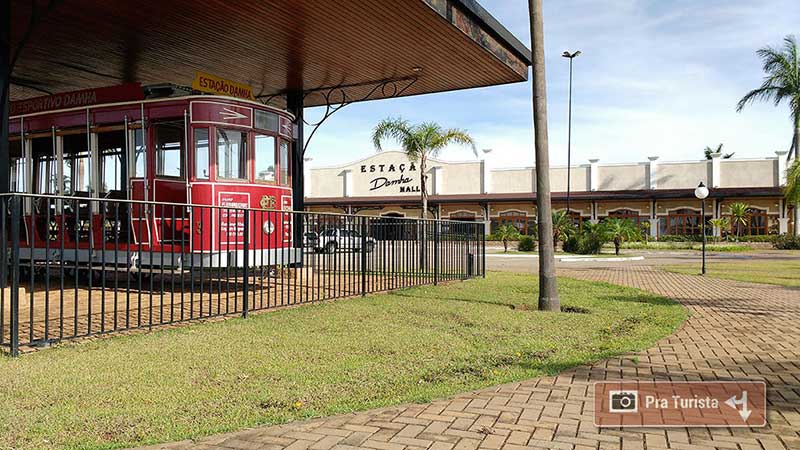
[794,111,799,235]
[528,0,560,311]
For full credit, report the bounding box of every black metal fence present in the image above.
[0,193,485,355]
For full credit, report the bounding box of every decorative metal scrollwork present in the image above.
[257,76,419,155]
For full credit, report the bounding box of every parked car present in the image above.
[315,228,376,253]
[303,231,319,248]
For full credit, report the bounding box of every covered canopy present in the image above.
[8,0,530,106]
[2,0,531,208]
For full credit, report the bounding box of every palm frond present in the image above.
[737,35,800,114]
[433,128,477,157]
[785,158,800,205]
[371,118,412,152]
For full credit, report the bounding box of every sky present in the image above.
[304,0,800,169]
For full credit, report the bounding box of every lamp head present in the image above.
[694,182,709,200]
[562,50,582,58]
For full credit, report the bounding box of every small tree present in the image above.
[728,202,751,237]
[602,218,640,255]
[552,210,575,250]
[495,224,520,253]
[372,118,475,219]
[708,217,731,242]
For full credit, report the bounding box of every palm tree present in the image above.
[785,159,800,234]
[552,210,575,250]
[529,0,559,311]
[372,118,475,219]
[736,35,800,162]
[703,143,734,159]
[494,224,520,253]
[602,218,640,255]
[728,202,751,237]
[708,217,731,242]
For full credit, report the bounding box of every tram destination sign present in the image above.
[192,71,255,100]
[10,83,144,116]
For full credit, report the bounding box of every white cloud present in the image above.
[305,0,800,168]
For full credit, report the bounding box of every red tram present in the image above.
[7,84,300,269]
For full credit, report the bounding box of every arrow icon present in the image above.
[220,108,247,121]
[725,390,751,421]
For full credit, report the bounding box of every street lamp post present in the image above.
[562,50,581,217]
[694,182,709,275]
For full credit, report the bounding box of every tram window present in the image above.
[133,129,146,178]
[216,129,247,180]
[10,140,24,193]
[155,122,184,178]
[32,136,57,194]
[98,130,126,193]
[63,133,91,194]
[194,128,209,180]
[254,134,276,182]
[279,141,290,186]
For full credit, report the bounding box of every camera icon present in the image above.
[609,390,638,413]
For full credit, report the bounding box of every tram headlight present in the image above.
[263,220,275,235]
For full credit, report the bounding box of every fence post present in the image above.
[9,196,20,356]
[360,217,367,296]
[433,220,439,286]
[481,222,486,278]
[242,210,249,318]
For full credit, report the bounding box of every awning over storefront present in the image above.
[7,0,531,105]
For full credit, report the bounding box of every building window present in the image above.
[217,128,247,180]
[558,209,587,228]
[606,209,643,226]
[666,209,710,236]
[726,208,769,236]
[492,211,536,235]
[255,134,276,182]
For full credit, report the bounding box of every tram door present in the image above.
[129,121,188,247]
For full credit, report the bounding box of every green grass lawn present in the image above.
[665,258,800,287]
[0,272,687,450]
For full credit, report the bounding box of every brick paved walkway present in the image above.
[137,266,800,450]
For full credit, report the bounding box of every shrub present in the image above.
[724,235,776,243]
[773,234,800,250]
[517,235,537,252]
[562,235,580,253]
[562,232,605,254]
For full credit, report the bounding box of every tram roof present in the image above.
[9,0,531,108]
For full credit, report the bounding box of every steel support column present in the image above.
[1,0,10,194]
[286,91,305,246]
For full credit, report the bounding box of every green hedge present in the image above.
[773,234,800,250]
